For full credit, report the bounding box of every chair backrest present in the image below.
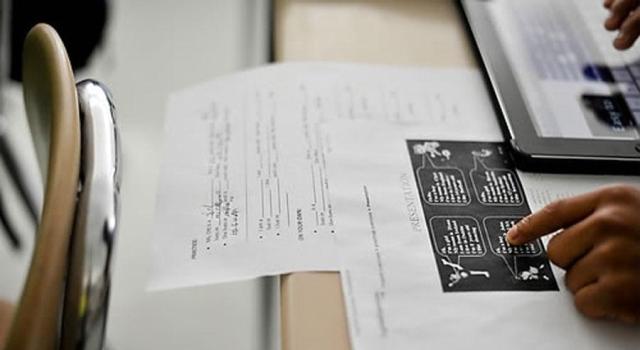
[4,23,80,350]
[60,80,120,350]
[4,24,120,350]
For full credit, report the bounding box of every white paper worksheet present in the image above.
[149,63,497,289]
[328,121,640,350]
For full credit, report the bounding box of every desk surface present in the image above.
[274,1,476,349]
[275,0,476,67]
[105,0,477,347]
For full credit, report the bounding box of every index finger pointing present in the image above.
[507,191,600,245]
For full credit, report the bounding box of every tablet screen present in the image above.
[486,0,640,140]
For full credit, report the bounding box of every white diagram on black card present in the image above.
[413,141,471,206]
[428,216,490,288]
[470,149,524,206]
[483,216,552,282]
[407,140,559,292]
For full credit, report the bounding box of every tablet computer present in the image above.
[460,0,640,174]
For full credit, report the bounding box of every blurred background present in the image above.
[0,0,277,349]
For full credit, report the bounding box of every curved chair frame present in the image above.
[5,23,80,349]
[60,80,120,350]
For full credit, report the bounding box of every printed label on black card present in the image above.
[408,140,558,292]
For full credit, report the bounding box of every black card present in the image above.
[407,140,559,292]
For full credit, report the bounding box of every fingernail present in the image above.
[604,18,613,30]
[604,15,620,30]
[614,33,628,50]
[506,227,519,245]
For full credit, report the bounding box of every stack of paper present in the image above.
[150,63,640,349]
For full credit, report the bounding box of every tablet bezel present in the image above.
[459,0,640,173]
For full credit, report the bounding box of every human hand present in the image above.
[506,184,640,324]
[0,299,13,348]
[604,0,640,50]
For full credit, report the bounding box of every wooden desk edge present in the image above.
[275,1,477,349]
[281,273,351,350]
